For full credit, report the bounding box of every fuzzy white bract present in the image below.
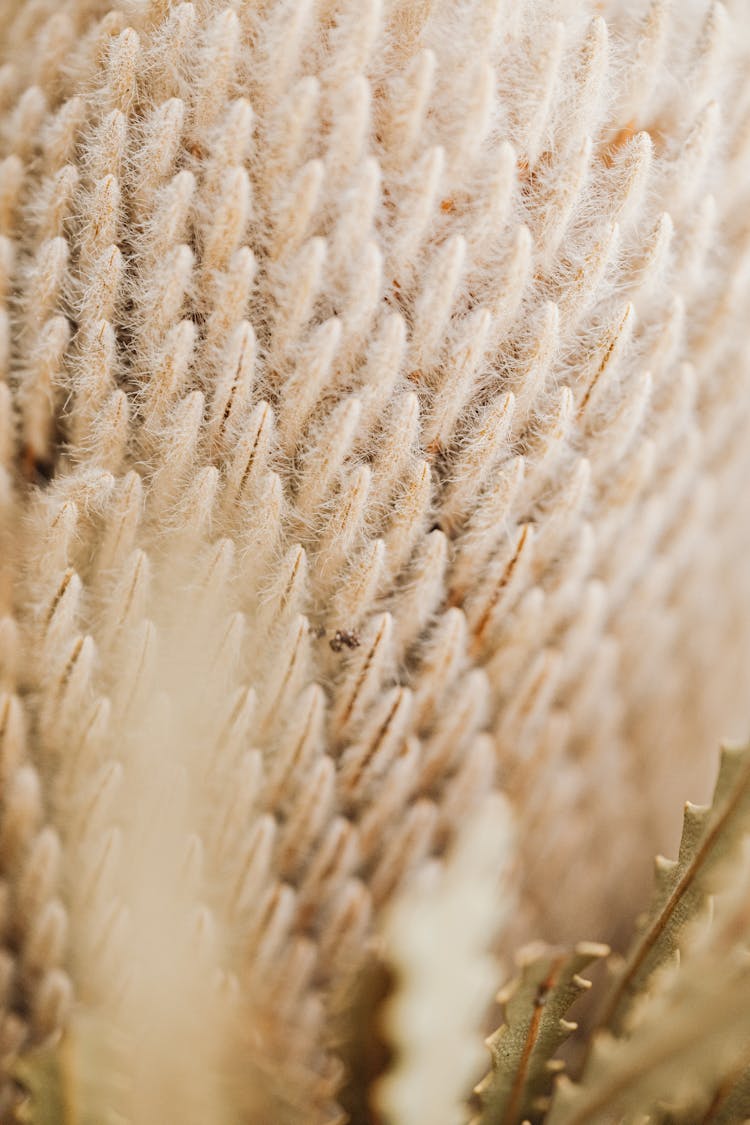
[0,0,749,1121]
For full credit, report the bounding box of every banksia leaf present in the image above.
[600,742,750,1034]
[549,758,750,1125]
[13,1017,126,1125]
[13,1048,63,1125]
[656,840,750,1125]
[547,948,750,1125]
[472,942,608,1125]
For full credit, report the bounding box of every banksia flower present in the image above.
[0,0,750,1122]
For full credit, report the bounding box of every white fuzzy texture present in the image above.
[0,0,749,1121]
[376,794,515,1125]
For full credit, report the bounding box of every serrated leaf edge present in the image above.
[600,743,750,1031]
[472,942,608,1125]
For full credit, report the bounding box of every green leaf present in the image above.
[12,1015,128,1125]
[550,745,750,1125]
[471,941,609,1125]
[13,1046,65,1125]
[547,952,750,1125]
[599,742,750,1034]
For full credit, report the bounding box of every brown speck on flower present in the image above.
[329,629,361,653]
